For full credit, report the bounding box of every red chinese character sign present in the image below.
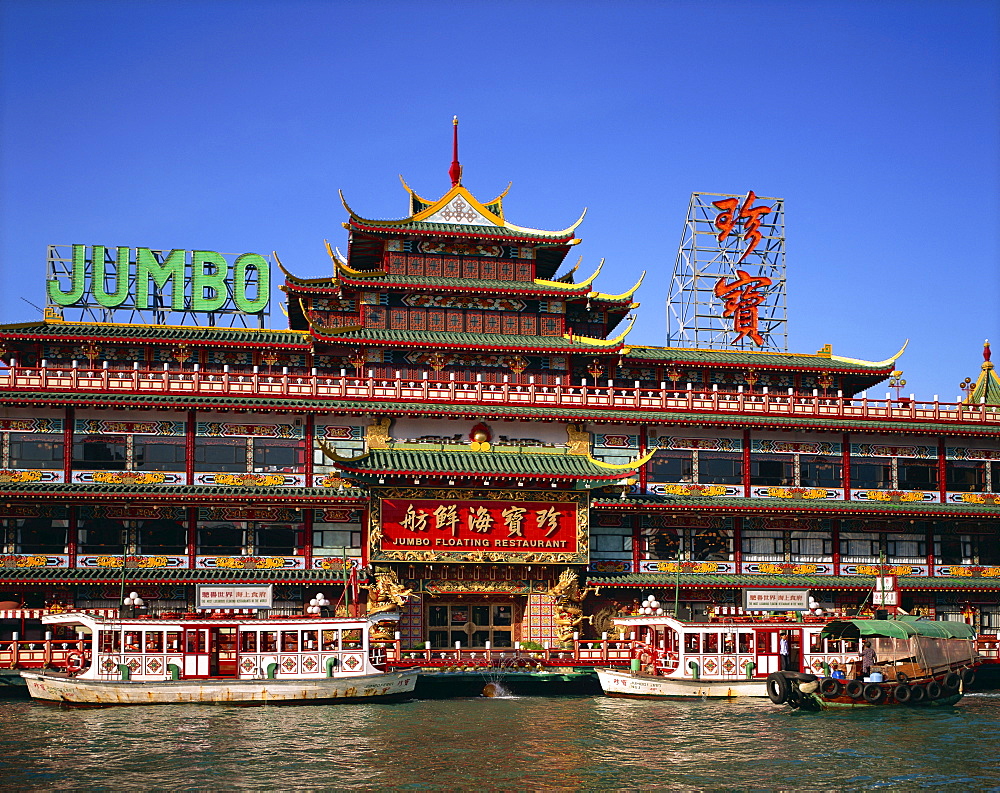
[370,490,588,564]
[667,191,787,352]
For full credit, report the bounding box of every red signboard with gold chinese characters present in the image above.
[370,489,588,564]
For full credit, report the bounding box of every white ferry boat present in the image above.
[21,610,417,707]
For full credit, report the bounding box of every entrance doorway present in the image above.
[427,602,514,649]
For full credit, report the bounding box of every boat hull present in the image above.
[21,670,418,707]
[596,668,765,700]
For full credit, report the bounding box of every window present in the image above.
[72,435,126,470]
[693,529,731,561]
[322,630,340,651]
[800,457,842,488]
[840,533,881,560]
[935,535,971,565]
[134,437,186,471]
[256,524,297,556]
[698,452,742,485]
[850,458,892,490]
[648,449,693,482]
[253,438,303,472]
[8,433,63,469]
[791,532,832,559]
[280,631,298,652]
[589,525,633,559]
[898,459,938,490]
[945,460,986,492]
[313,524,362,557]
[144,632,163,653]
[647,528,680,560]
[198,522,245,555]
[15,518,68,553]
[750,454,795,486]
[78,519,125,553]
[741,530,784,559]
[194,438,247,472]
[138,519,187,554]
[887,533,926,560]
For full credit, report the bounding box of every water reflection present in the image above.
[1,696,999,789]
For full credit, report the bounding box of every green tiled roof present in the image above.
[329,448,636,482]
[627,345,893,373]
[592,494,1000,517]
[586,573,1000,590]
[0,322,310,347]
[349,218,574,242]
[1,391,997,438]
[0,567,347,583]
[336,274,590,295]
[310,328,618,352]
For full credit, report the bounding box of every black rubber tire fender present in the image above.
[783,671,818,683]
[766,672,791,704]
[845,679,865,700]
[925,680,942,700]
[962,667,976,687]
[819,677,843,697]
[895,672,909,683]
[942,672,961,691]
[863,683,884,703]
[909,683,926,702]
[893,684,912,703]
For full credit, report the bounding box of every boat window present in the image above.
[240,632,257,653]
[809,634,823,653]
[342,629,362,650]
[685,634,700,653]
[165,632,181,653]
[704,633,719,653]
[261,631,277,652]
[215,628,236,653]
[738,633,753,654]
[322,630,340,651]
[123,631,141,652]
[722,634,735,654]
[493,605,512,626]
[98,630,120,652]
[144,632,163,653]
[186,631,206,653]
[302,630,318,651]
[281,631,299,652]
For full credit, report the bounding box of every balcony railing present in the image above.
[1,365,997,425]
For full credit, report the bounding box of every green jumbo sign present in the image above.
[46,244,270,314]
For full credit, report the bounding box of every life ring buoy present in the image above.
[638,652,653,665]
[942,672,961,691]
[766,672,790,705]
[893,684,912,703]
[961,667,976,687]
[925,680,942,700]
[863,683,884,703]
[819,677,843,697]
[844,680,865,700]
[65,651,85,673]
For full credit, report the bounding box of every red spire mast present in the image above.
[449,115,462,187]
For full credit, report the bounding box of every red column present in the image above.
[62,406,74,483]
[185,410,196,486]
[938,436,947,505]
[832,518,841,576]
[631,514,641,573]
[841,433,851,496]
[733,516,743,572]
[67,506,78,568]
[742,429,751,497]
[187,506,197,569]
[304,413,315,486]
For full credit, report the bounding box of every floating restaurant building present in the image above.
[1,137,999,650]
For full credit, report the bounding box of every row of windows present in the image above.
[589,526,996,565]
[2,519,361,555]
[649,450,1000,491]
[6,435,304,473]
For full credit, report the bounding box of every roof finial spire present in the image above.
[449,115,462,187]
[985,339,992,363]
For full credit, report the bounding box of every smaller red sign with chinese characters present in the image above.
[380,498,578,554]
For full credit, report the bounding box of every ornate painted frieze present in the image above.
[402,294,525,312]
[751,439,841,455]
[197,507,299,522]
[76,555,189,569]
[196,422,303,438]
[646,483,742,498]
[71,471,186,485]
[946,447,1000,460]
[850,444,937,459]
[850,489,941,504]
[193,472,306,487]
[648,434,743,451]
[0,469,64,484]
[75,419,185,436]
[947,491,1000,505]
[750,486,844,500]
[196,556,305,570]
[0,418,63,433]
[0,554,69,569]
[640,560,738,574]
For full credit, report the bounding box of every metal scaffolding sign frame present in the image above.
[666,192,786,352]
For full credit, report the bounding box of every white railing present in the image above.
[1,366,996,426]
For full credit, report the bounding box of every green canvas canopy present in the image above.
[820,618,976,641]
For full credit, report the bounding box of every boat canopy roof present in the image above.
[820,618,976,641]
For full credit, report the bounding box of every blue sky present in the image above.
[1,0,997,400]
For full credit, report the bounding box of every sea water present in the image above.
[1,693,999,789]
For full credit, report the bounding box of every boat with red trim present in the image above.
[20,609,417,706]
